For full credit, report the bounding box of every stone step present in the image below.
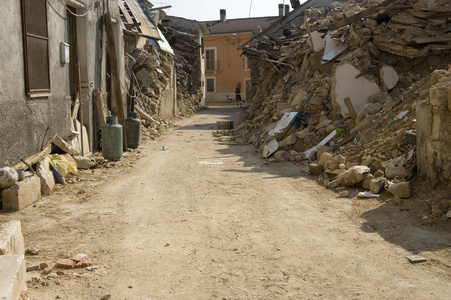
[0,220,24,255]
[0,255,26,300]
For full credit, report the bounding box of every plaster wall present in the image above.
[0,0,71,166]
[0,0,124,165]
[204,33,251,104]
[159,65,177,118]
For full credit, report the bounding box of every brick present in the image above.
[43,265,54,275]
[0,255,26,300]
[56,259,76,269]
[2,176,41,211]
[0,220,25,255]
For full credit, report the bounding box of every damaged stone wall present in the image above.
[416,70,451,187]
[160,16,204,111]
[236,0,451,197]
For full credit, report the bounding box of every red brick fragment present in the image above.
[43,265,54,275]
[56,259,76,269]
[40,262,49,269]
[75,258,85,268]
[70,256,82,263]
[56,271,65,276]
[81,260,92,267]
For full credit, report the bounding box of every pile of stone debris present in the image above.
[235,0,451,209]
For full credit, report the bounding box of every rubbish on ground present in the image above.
[197,161,224,165]
[358,191,380,198]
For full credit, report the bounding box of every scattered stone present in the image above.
[318,152,333,168]
[362,174,375,191]
[406,256,427,264]
[388,181,411,198]
[370,178,385,194]
[26,265,39,272]
[339,190,349,197]
[374,169,385,178]
[274,151,290,162]
[25,249,39,256]
[386,166,409,179]
[56,259,76,269]
[43,265,54,275]
[39,262,49,269]
[329,165,370,188]
[308,164,323,176]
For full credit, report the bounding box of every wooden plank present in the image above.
[337,134,356,147]
[135,106,156,123]
[13,134,57,170]
[118,1,134,25]
[71,93,80,120]
[53,135,80,156]
[344,97,357,120]
[94,88,107,128]
[105,12,127,150]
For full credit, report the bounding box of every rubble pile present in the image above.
[161,25,204,115]
[236,0,451,201]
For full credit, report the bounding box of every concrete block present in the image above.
[308,163,323,176]
[2,175,41,211]
[0,255,26,300]
[36,157,55,196]
[0,221,24,255]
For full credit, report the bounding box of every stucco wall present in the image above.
[0,0,124,166]
[204,32,251,104]
[0,0,71,166]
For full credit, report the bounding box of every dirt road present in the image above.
[2,105,451,299]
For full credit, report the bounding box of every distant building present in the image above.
[200,9,280,103]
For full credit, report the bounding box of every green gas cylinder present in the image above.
[102,116,123,161]
[125,112,141,149]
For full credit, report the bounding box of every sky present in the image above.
[152,0,293,21]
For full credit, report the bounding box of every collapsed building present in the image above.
[235,0,451,220]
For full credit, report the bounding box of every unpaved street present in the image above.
[2,105,451,299]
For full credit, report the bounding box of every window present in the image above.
[206,77,215,92]
[21,0,51,94]
[244,55,250,70]
[205,48,216,72]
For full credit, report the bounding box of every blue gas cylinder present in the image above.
[102,116,123,161]
[125,112,141,149]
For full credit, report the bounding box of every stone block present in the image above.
[429,87,447,106]
[318,152,333,168]
[337,165,370,187]
[385,166,409,179]
[362,174,375,191]
[0,220,24,255]
[370,177,385,194]
[282,134,298,146]
[388,181,411,198]
[274,151,290,162]
[73,156,95,169]
[308,164,323,176]
[2,175,41,211]
[0,255,26,300]
[36,157,55,196]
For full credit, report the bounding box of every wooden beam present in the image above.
[344,97,357,120]
[94,88,107,127]
[13,133,57,170]
[105,12,127,150]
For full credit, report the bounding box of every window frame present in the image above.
[206,77,216,93]
[21,0,51,95]
[204,47,217,72]
[244,55,250,70]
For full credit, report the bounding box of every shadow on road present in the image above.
[184,104,451,255]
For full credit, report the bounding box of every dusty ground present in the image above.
[1,104,451,299]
